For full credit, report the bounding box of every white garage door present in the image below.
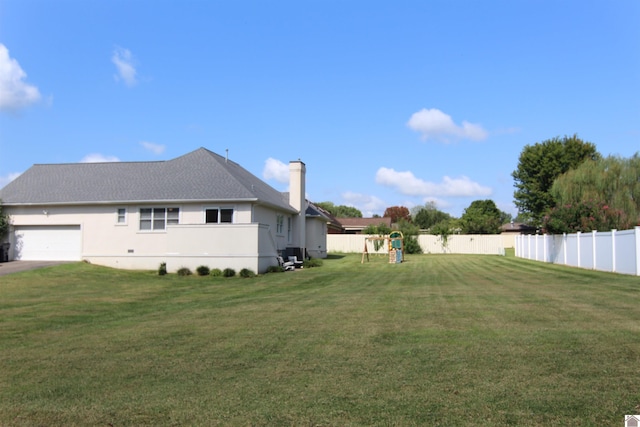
[14,225,82,261]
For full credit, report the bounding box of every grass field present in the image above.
[1,254,639,426]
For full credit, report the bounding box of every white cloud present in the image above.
[0,44,42,112]
[140,141,165,155]
[263,157,289,184]
[407,108,488,142]
[0,171,21,189]
[112,47,137,87]
[375,167,492,197]
[341,191,387,217]
[81,153,120,163]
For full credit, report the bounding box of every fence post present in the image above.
[635,227,640,276]
[611,229,617,273]
[592,230,597,270]
[563,233,567,265]
[543,234,547,262]
[576,232,581,268]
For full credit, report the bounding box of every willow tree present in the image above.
[512,135,600,225]
[550,153,640,229]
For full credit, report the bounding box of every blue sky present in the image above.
[1,1,638,218]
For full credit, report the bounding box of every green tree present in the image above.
[412,202,452,230]
[543,200,630,234]
[0,200,9,241]
[512,134,599,225]
[499,210,513,225]
[362,222,392,251]
[362,222,392,236]
[383,206,411,223]
[459,200,502,234]
[315,202,362,218]
[396,218,422,254]
[550,153,640,229]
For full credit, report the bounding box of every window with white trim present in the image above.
[205,208,234,224]
[116,208,127,224]
[276,214,284,234]
[140,207,179,230]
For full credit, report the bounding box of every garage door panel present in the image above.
[14,225,82,261]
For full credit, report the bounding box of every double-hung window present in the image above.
[205,208,234,224]
[276,214,284,234]
[140,207,179,230]
[116,208,127,224]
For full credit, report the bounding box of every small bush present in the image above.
[303,258,323,268]
[222,268,236,278]
[239,268,256,278]
[211,268,223,277]
[266,265,284,273]
[196,265,210,276]
[158,262,167,276]
[177,267,192,276]
[404,236,423,254]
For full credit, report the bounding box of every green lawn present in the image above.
[1,254,639,426]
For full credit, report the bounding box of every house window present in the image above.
[276,215,284,234]
[205,208,234,224]
[140,207,179,230]
[116,208,126,224]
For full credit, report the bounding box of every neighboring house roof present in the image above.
[500,222,537,234]
[306,202,343,231]
[338,217,392,232]
[0,147,296,212]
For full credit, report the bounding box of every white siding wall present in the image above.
[5,203,286,273]
[306,217,328,259]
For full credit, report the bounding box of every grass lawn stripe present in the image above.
[1,254,639,426]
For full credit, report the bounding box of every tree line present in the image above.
[317,134,639,240]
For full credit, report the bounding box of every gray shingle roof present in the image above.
[0,147,296,212]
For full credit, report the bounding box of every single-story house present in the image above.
[333,217,393,234]
[500,221,537,235]
[0,147,332,273]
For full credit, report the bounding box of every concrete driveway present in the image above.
[0,261,69,276]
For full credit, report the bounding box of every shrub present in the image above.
[158,262,167,276]
[404,235,423,254]
[177,267,192,276]
[222,268,236,278]
[239,268,256,278]
[266,265,284,273]
[196,265,210,276]
[543,200,632,234]
[211,268,223,277]
[303,258,323,268]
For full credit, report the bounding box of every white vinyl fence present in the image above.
[515,227,640,276]
[327,234,505,255]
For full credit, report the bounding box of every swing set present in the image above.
[361,231,404,264]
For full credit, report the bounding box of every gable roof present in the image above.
[0,147,296,212]
[306,201,343,231]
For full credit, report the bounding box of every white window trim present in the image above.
[139,207,180,232]
[116,207,127,225]
[276,214,284,235]
[204,206,235,224]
